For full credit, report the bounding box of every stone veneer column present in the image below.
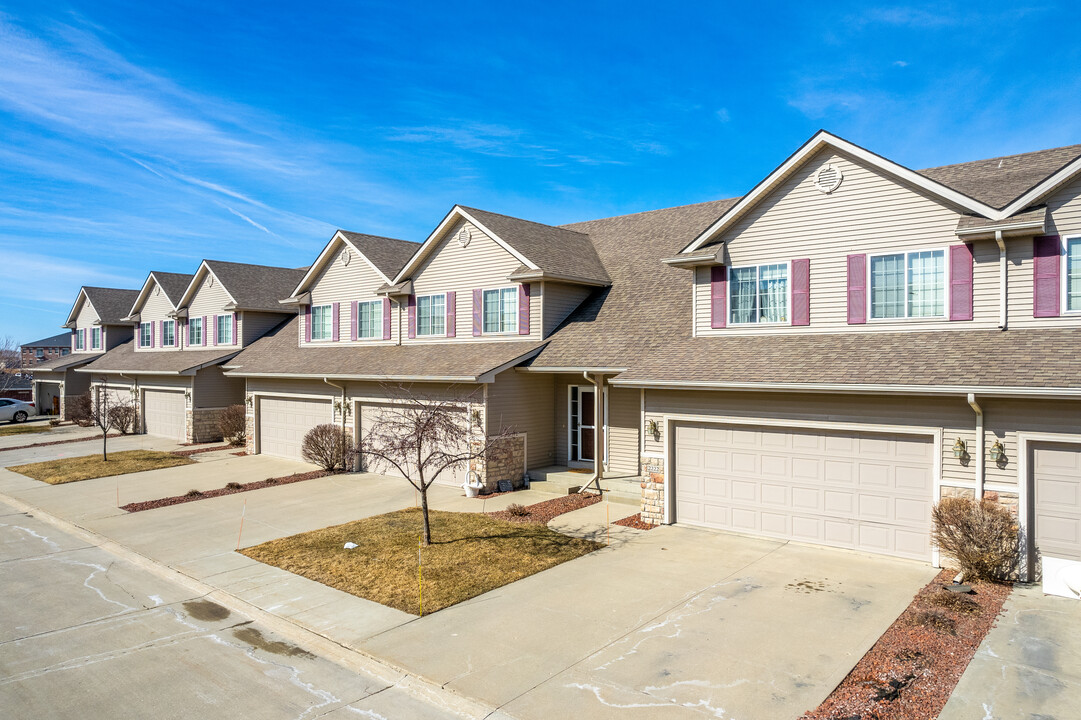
[640,454,665,525]
[244,393,256,454]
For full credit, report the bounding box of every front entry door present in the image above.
[569,386,606,465]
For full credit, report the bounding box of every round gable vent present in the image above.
[208,275,214,287]
[815,164,843,194]
[340,249,351,266]
[457,228,471,248]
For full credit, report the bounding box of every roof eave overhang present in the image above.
[661,244,725,269]
[955,217,1047,240]
[505,269,611,287]
[681,130,1007,254]
[518,366,628,374]
[280,291,311,306]
[376,280,413,297]
[222,370,482,383]
[606,377,1081,399]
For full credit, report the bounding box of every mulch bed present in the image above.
[120,469,333,513]
[488,492,602,524]
[170,444,235,457]
[800,568,1011,720]
[0,432,123,453]
[232,451,248,457]
[613,512,656,530]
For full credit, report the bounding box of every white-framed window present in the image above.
[482,287,518,333]
[62,348,69,356]
[75,331,84,350]
[139,322,152,347]
[870,249,945,319]
[729,262,789,324]
[91,327,101,349]
[416,294,445,336]
[1066,236,1081,313]
[188,317,203,346]
[162,320,175,347]
[35,348,43,358]
[309,305,332,341]
[216,314,233,345]
[357,300,382,339]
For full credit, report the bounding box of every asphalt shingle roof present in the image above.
[204,261,308,313]
[30,353,102,372]
[83,287,140,325]
[23,332,71,348]
[338,232,420,281]
[918,144,1081,210]
[78,342,239,375]
[152,272,195,307]
[225,316,544,381]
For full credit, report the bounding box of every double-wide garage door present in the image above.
[359,404,466,487]
[675,423,934,560]
[143,389,186,443]
[259,396,332,462]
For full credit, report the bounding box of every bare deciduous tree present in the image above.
[358,384,516,546]
[0,336,23,396]
[91,385,137,461]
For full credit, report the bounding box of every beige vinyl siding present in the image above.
[1008,173,1081,328]
[193,366,244,408]
[103,324,132,350]
[555,375,572,463]
[187,272,235,344]
[486,370,556,468]
[542,282,593,336]
[73,300,101,354]
[242,311,289,345]
[694,148,1001,336]
[607,386,640,476]
[303,240,400,346]
[135,284,182,352]
[408,219,542,343]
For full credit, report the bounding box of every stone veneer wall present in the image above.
[640,455,665,526]
[244,394,255,454]
[190,408,225,444]
[474,434,526,491]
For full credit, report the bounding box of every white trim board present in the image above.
[1015,431,1081,582]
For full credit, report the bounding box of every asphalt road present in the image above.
[0,502,463,720]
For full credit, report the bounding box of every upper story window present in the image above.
[75,331,84,351]
[483,288,518,333]
[730,263,789,324]
[188,317,203,345]
[357,300,382,340]
[216,314,233,345]
[61,348,69,356]
[416,294,445,336]
[1067,237,1081,313]
[310,305,333,341]
[139,322,152,347]
[162,320,175,347]
[91,327,101,350]
[870,249,944,319]
[35,348,43,359]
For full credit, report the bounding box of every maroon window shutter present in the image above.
[202,316,208,346]
[304,306,312,343]
[791,258,810,326]
[949,244,974,321]
[472,289,482,336]
[331,303,340,342]
[232,312,238,345]
[350,301,358,341]
[446,291,456,337]
[518,284,531,335]
[382,298,391,340]
[710,266,727,329]
[847,254,867,324]
[1034,235,1061,318]
[407,295,416,339]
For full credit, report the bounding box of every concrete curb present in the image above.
[0,491,500,720]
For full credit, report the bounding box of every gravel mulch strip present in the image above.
[0,432,123,453]
[488,492,602,524]
[800,568,1011,720]
[170,444,235,457]
[613,512,656,530]
[120,469,333,513]
[232,451,248,456]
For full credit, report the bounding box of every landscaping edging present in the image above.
[171,444,235,457]
[120,469,334,512]
[0,432,123,453]
[800,569,1011,720]
[613,512,655,530]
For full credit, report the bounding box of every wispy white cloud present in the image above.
[716,108,731,123]
[2,250,135,304]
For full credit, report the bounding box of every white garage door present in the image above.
[359,404,466,487]
[1033,442,1081,563]
[259,396,333,462]
[675,423,934,561]
[144,389,186,442]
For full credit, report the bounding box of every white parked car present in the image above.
[0,398,36,423]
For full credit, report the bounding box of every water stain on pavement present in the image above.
[182,599,232,622]
[232,626,313,658]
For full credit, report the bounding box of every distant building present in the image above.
[21,332,72,366]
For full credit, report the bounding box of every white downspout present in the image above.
[967,393,984,499]
[995,230,1007,330]
[323,377,347,433]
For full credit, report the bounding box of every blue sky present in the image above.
[2,1,1080,342]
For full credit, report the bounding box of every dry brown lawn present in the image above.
[241,507,602,614]
[10,449,193,484]
[0,423,51,437]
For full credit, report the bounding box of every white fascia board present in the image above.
[221,370,479,382]
[999,155,1081,218]
[517,365,628,374]
[177,261,238,309]
[607,377,1081,398]
[129,273,157,317]
[290,231,396,298]
[683,131,1003,254]
[391,205,539,284]
[955,218,1047,238]
[65,288,92,326]
[474,346,548,383]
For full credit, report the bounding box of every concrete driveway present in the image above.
[939,584,1081,720]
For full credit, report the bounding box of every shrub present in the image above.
[931,496,1021,582]
[506,503,530,517]
[218,405,246,446]
[49,419,62,427]
[185,489,203,498]
[69,392,93,426]
[925,589,982,616]
[908,609,956,635]
[301,424,354,471]
[225,481,243,490]
[108,405,137,434]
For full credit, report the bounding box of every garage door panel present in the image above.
[144,390,185,442]
[676,423,933,561]
[259,396,332,462]
[1033,442,1081,563]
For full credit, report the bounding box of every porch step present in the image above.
[525,466,642,507]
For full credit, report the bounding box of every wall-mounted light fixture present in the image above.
[646,419,659,436]
[952,437,967,458]
[989,440,1005,462]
